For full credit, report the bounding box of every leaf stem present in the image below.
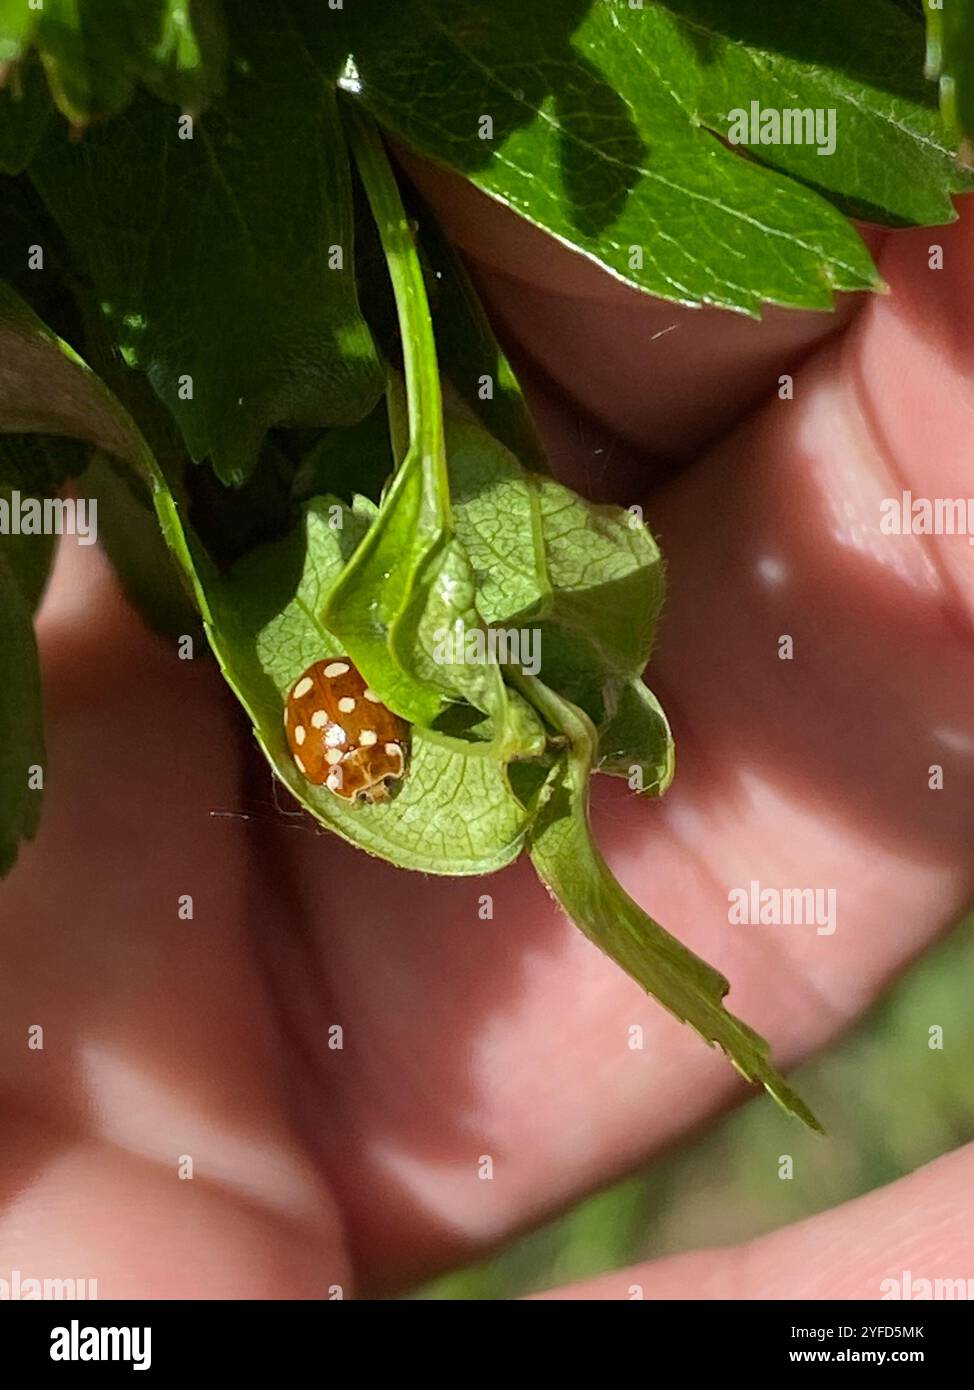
[345,106,449,522]
[511,670,822,1132]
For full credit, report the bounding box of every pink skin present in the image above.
[1,175,973,1299]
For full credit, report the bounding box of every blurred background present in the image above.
[410,913,974,1299]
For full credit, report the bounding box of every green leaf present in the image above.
[0,279,536,874]
[447,412,550,627]
[211,497,536,874]
[0,59,52,173]
[324,110,531,754]
[535,479,662,683]
[0,478,56,610]
[519,675,820,1131]
[0,431,89,494]
[0,280,154,458]
[86,451,200,640]
[0,0,227,125]
[653,0,971,227]
[349,0,961,312]
[336,402,552,760]
[0,493,49,875]
[445,405,670,786]
[926,0,974,146]
[0,171,84,343]
[0,301,194,639]
[325,411,545,760]
[0,436,69,883]
[129,0,227,115]
[322,422,452,727]
[291,401,399,508]
[0,210,814,1121]
[0,278,203,609]
[321,111,456,725]
[597,677,674,796]
[417,198,548,472]
[298,395,552,754]
[27,3,382,484]
[525,474,672,783]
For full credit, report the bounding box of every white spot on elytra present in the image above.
[326,770,343,790]
[310,710,328,729]
[338,696,356,714]
[293,752,307,774]
[325,748,343,765]
[292,676,313,699]
[324,661,350,678]
[324,724,346,747]
[359,730,378,747]
[294,725,306,746]
[364,688,382,703]
[385,743,401,757]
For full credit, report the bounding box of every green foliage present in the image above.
[211,496,538,874]
[926,0,974,146]
[0,59,51,173]
[348,0,968,313]
[0,0,226,125]
[521,674,819,1129]
[25,4,382,484]
[3,0,966,1118]
[0,514,47,876]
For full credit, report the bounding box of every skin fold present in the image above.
[1,173,973,1299]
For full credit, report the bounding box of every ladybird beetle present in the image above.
[284,659,408,803]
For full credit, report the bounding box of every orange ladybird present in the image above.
[284,659,408,803]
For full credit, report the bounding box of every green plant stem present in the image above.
[345,106,449,525]
[510,669,821,1132]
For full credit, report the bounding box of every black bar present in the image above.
[2,1299,964,1374]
